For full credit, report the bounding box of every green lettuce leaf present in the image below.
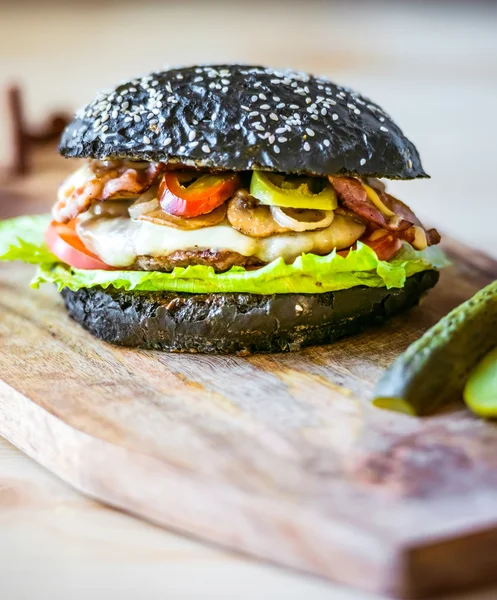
[0,214,56,264]
[1,214,448,295]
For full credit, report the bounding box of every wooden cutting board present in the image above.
[0,239,496,599]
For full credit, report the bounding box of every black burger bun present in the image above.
[60,64,427,180]
[61,270,439,355]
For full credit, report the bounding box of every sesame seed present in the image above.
[254,123,265,131]
[221,78,230,85]
[408,159,413,168]
[101,125,109,133]
[303,142,311,151]
[251,95,258,102]
[380,126,389,132]
[241,105,250,111]
[121,101,129,110]
[143,135,151,144]
[323,139,330,147]
[112,109,118,119]
[234,124,241,130]
[189,141,199,148]
[306,128,315,137]
[259,93,267,100]
[354,109,361,115]
[222,87,228,93]
[379,116,385,122]
[187,131,196,141]
[295,304,303,313]
[167,96,176,102]
[179,145,186,153]
[124,116,132,123]
[332,113,339,121]
[276,103,285,109]
[268,135,276,144]
[278,136,288,143]
[254,81,262,88]
[360,158,366,166]
[273,145,280,154]
[274,96,280,102]
[176,74,184,79]
[164,137,172,146]
[202,144,211,153]
[269,113,278,121]
[290,104,299,109]
[249,111,259,117]
[134,115,141,123]
[101,113,109,122]
[260,104,270,110]
[275,127,287,134]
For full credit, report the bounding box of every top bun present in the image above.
[59,64,427,179]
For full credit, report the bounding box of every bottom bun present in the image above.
[61,270,439,354]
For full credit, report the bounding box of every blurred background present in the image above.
[1,0,496,256]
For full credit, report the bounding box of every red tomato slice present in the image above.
[362,230,403,261]
[338,230,403,261]
[159,172,241,218]
[46,221,113,270]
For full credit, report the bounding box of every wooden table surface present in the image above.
[1,1,497,598]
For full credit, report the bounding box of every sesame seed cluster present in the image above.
[60,65,426,179]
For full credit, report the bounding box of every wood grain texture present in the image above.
[0,241,496,599]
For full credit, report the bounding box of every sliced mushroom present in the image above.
[227,190,291,238]
[138,203,227,230]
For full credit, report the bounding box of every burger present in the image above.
[0,65,445,354]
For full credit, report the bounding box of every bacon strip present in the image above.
[329,176,412,232]
[329,176,440,251]
[53,160,163,223]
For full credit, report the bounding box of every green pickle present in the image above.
[250,171,337,210]
[373,280,497,416]
[464,346,497,418]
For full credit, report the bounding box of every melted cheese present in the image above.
[76,214,366,267]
